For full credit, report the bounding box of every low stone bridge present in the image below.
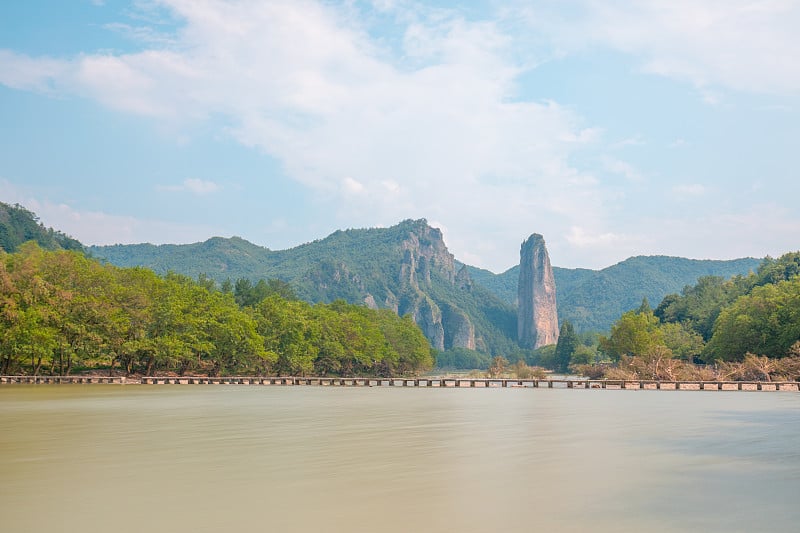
[2,375,798,391]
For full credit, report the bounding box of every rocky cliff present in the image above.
[517,234,559,348]
[390,221,462,351]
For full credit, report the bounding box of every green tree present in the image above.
[553,320,578,373]
[705,278,800,361]
[599,308,663,361]
[659,322,705,361]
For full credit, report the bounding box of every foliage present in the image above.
[570,344,597,366]
[570,363,607,380]
[654,275,750,340]
[553,320,578,373]
[577,354,800,382]
[234,277,297,307]
[646,252,800,363]
[598,308,663,361]
[511,360,547,379]
[0,245,434,377]
[487,355,509,378]
[704,277,800,361]
[528,344,556,369]
[660,322,705,361]
[435,347,491,370]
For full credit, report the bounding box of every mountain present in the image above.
[91,219,762,338]
[91,220,518,355]
[0,202,83,253]
[467,255,761,333]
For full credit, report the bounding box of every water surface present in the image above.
[1,386,798,532]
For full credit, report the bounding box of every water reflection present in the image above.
[1,386,798,532]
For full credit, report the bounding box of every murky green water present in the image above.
[1,385,798,532]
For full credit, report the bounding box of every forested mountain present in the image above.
[467,256,760,333]
[92,220,518,355]
[0,202,83,253]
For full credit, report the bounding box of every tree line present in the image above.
[0,243,434,376]
[565,252,800,381]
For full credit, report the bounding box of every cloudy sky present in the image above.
[1,0,798,272]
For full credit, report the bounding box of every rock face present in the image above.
[442,304,476,350]
[394,221,464,351]
[517,234,559,349]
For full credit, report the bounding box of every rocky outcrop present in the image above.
[517,234,559,349]
[442,304,476,350]
[363,294,378,309]
[455,265,473,291]
[400,293,445,351]
[398,221,456,288]
[392,221,462,351]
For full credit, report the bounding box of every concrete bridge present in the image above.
[2,375,798,391]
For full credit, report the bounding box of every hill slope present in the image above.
[0,202,83,253]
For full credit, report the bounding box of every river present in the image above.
[1,385,798,532]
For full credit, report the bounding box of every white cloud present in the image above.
[639,205,800,261]
[521,0,800,96]
[672,184,707,197]
[0,179,219,245]
[613,135,645,148]
[669,138,687,148]
[566,226,629,248]
[5,1,796,270]
[157,178,221,195]
[342,177,365,195]
[0,50,69,93]
[0,0,613,271]
[602,156,643,182]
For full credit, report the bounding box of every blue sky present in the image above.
[1,0,798,272]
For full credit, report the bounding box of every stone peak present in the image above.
[521,233,546,248]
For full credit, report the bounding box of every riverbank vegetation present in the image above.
[0,243,433,376]
[567,252,800,380]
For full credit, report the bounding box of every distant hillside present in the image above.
[0,202,83,253]
[467,256,761,333]
[92,220,518,355]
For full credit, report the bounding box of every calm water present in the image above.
[1,386,798,533]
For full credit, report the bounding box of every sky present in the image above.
[1,0,799,272]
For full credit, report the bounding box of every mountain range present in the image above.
[88,218,761,343]
[0,201,763,351]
